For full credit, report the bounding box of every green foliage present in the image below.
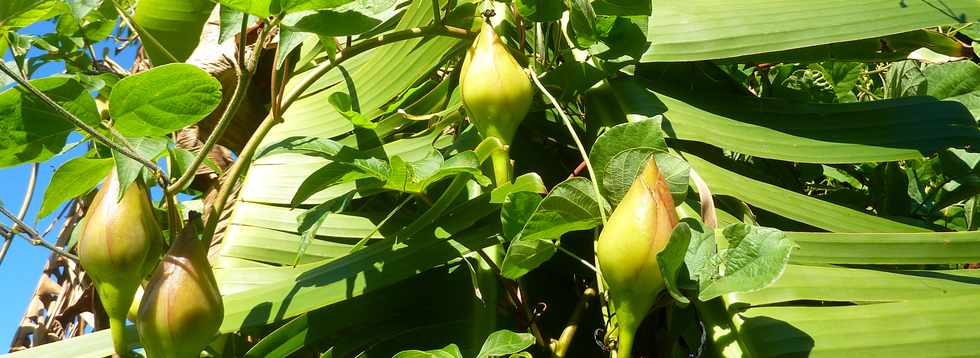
[0,77,99,168]
[108,63,222,137]
[7,0,980,357]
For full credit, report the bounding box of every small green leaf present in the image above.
[658,222,692,305]
[112,136,168,200]
[490,173,547,203]
[328,92,375,128]
[109,63,222,137]
[682,218,716,285]
[216,0,277,17]
[589,118,666,201]
[295,191,354,266]
[519,177,607,241]
[697,224,796,301]
[515,0,564,22]
[218,5,258,44]
[291,163,371,206]
[392,344,463,358]
[0,77,100,168]
[38,157,114,219]
[477,330,535,358]
[256,136,348,159]
[501,178,607,279]
[655,153,690,204]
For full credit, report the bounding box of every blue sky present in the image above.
[0,20,138,346]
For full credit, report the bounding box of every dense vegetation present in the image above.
[1,0,980,357]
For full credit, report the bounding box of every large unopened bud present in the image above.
[596,159,678,358]
[137,213,222,358]
[460,21,533,144]
[79,171,162,356]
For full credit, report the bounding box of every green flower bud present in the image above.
[461,21,534,144]
[137,215,222,358]
[596,159,678,358]
[79,171,162,357]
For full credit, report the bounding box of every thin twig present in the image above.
[0,206,78,261]
[0,163,41,265]
[0,63,167,184]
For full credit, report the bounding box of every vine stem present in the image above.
[528,68,605,223]
[0,163,39,266]
[110,0,179,64]
[166,18,268,194]
[203,23,473,238]
[552,287,597,358]
[0,63,167,184]
[0,206,78,261]
[529,67,615,336]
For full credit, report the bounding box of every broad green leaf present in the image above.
[109,63,223,137]
[642,0,980,62]
[924,60,980,119]
[683,150,927,233]
[392,344,463,358]
[281,0,352,13]
[476,330,535,358]
[810,62,865,103]
[0,77,100,168]
[133,0,214,65]
[282,9,383,36]
[517,177,606,242]
[589,118,666,202]
[591,0,647,16]
[37,157,114,219]
[732,265,980,306]
[620,69,980,163]
[111,136,168,200]
[682,218,716,284]
[500,178,606,279]
[657,222,692,304]
[515,0,563,22]
[787,231,980,265]
[737,293,980,357]
[697,224,795,301]
[500,192,542,242]
[499,236,556,280]
[716,30,968,64]
[0,0,60,29]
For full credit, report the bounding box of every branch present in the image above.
[0,206,78,261]
[167,18,267,194]
[0,63,168,185]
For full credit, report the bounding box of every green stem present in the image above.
[167,17,265,194]
[109,316,131,357]
[490,146,512,186]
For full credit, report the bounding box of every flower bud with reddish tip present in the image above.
[79,171,162,357]
[460,21,534,145]
[137,214,222,358]
[596,158,678,358]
